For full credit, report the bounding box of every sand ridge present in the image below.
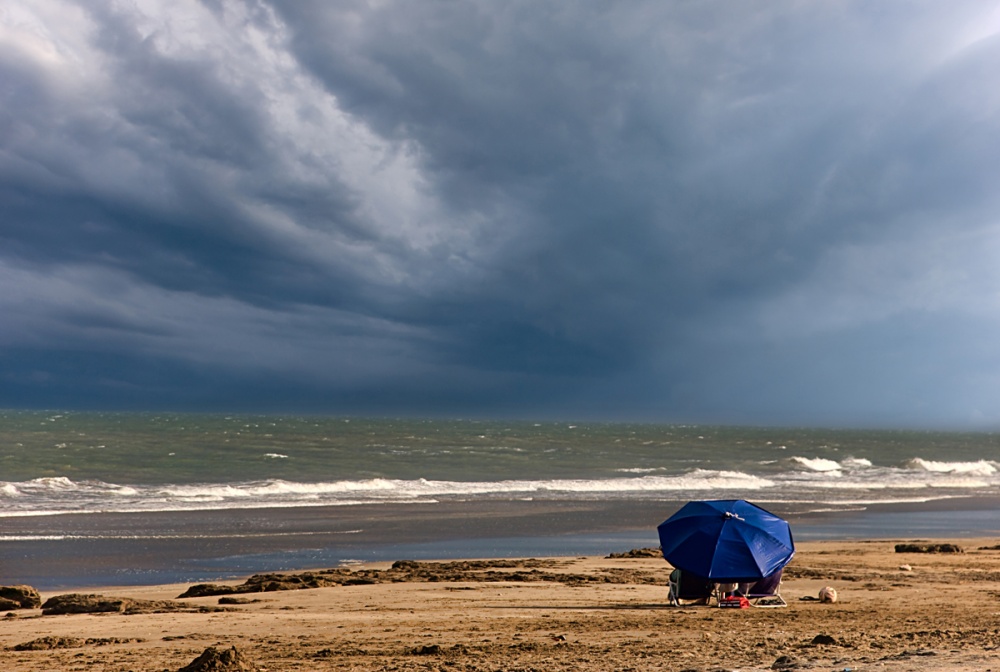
[3,539,1000,671]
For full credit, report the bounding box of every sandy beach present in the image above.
[4,538,1000,671]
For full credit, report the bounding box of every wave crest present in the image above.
[0,471,776,516]
[791,457,842,472]
[907,458,997,476]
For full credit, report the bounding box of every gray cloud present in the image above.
[3,0,1000,425]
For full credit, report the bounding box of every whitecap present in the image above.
[28,477,78,490]
[907,458,997,475]
[791,456,842,472]
[841,457,873,468]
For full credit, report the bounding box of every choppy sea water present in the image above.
[3,411,1000,588]
[3,411,1000,516]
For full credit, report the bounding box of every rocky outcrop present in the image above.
[176,557,664,598]
[0,585,42,610]
[41,594,129,615]
[13,636,143,651]
[13,636,86,650]
[40,593,228,615]
[895,543,964,553]
[178,646,258,672]
[178,571,353,598]
[606,547,662,559]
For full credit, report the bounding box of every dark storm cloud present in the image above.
[3,1,1000,425]
[271,3,1000,375]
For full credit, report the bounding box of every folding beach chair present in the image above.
[736,568,787,607]
[668,568,714,606]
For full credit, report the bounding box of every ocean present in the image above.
[3,411,1000,589]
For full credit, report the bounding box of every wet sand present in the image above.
[7,497,1000,590]
[4,538,1000,671]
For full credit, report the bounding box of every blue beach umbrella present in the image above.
[657,499,795,582]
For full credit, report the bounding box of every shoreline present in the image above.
[3,496,1000,590]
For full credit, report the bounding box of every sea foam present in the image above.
[3,452,1000,518]
[0,471,777,516]
[907,458,997,475]
[791,457,843,472]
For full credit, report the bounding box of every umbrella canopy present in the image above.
[657,499,795,582]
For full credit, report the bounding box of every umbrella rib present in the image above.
[710,520,727,579]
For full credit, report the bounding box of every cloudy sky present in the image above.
[3,1,1000,427]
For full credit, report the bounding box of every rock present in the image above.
[771,655,802,669]
[894,543,963,553]
[180,584,241,598]
[14,636,86,651]
[41,594,126,615]
[178,646,258,672]
[175,558,664,599]
[811,634,838,645]
[819,586,838,603]
[898,564,912,571]
[0,585,42,609]
[412,644,441,655]
[12,636,141,650]
[606,547,662,559]
[177,571,347,598]
[41,593,201,615]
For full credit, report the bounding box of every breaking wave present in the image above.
[3,454,1000,518]
[0,471,774,516]
[907,458,997,475]
[791,457,843,472]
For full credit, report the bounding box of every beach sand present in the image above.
[4,539,1000,671]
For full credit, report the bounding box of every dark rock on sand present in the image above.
[810,634,838,646]
[42,594,128,614]
[41,593,224,615]
[894,543,964,553]
[0,585,42,609]
[180,584,241,598]
[771,655,805,669]
[178,646,258,672]
[13,636,144,651]
[177,570,351,598]
[217,597,264,605]
[606,547,663,559]
[177,558,664,598]
[14,636,86,650]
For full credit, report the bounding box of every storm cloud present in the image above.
[4,1,1000,426]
